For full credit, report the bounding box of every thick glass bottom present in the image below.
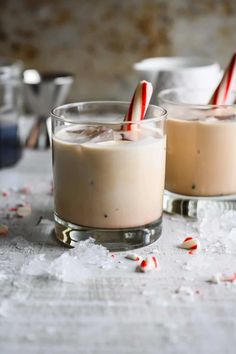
[164,190,236,218]
[54,214,162,251]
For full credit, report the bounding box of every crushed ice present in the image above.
[197,201,236,254]
[20,238,126,283]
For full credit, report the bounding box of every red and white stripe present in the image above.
[125,253,141,261]
[221,272,236,283]
[179,237,200,251]
[209,272,236,284]
[137,256,159,272]
[209,53,236,105]
[16,205,32,218]
[123,80,153,131]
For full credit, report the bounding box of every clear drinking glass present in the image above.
[51,102,167,251]
[158,88,236,217]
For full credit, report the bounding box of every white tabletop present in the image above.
[0,150,236,354]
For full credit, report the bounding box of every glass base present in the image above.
[54,214,162,252]
[163,190,236,218]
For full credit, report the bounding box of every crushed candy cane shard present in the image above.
[125,253,141,261]
[221,272,236,283]
[180,237,200,251]
[137,256,159,272]
[0,224,8,236]
[19,187,31,194]
[9,207,18,212]
[209,273,228,284]
[208,273,236,284]
[17,205,32,217]
[208,273,222,284]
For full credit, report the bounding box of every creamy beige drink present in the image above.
[53,126,166,229]
[166,117,236,196]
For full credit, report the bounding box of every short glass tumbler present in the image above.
[158,88,236,217]
[51,102,167,251]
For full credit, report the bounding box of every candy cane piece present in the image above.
[19,187,31,195]
[179,237,200,251]
[17,205,32,218]
[125,253,141,261]
[209,53,236,105]
[1,191,9,197]
[137,256,159,272]
[123,80,153,131]
[221,272,236,283]
[208,272,236,284]
[0,224,8,236]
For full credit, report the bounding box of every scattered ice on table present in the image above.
[46,326,57,335]
[220,210,236,233]
[23,333,37,342]
[0,271,8,281]
[175,285,194,298]
[208,273,222,284]
[71,238,109,264]
[11,236,34,252]
[227,228,236,244]
[140,289,156,296]
[21,254,48,276]
[175,259,182,264]
[182,262,192,271]
[21,238,117,283]
[197,201,222,221]
[196,202,236,254]
[48,252,90,283]
[0,299,10,317]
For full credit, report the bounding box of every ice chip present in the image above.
[56,125,112,144]
[0,299,10,317]
[197,201,222,221]
[48,252,91,283]
[219,210,236,231]
[21,254,48,276]
[20,238,113,284]
[65,126,114,145]
[88,127,114,143]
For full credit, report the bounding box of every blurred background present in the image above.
[0,0,236,101]
[1,0,236,166]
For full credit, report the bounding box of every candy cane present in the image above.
[209,53,236,105]
[123,80,153,131]
[221,272,236,283]
[17,205,32,218]
[125,253,141,261]
[179,237,200,251]
[137,256,159,272]
[208,272,236,284]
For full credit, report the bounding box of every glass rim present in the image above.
[134,56,219,72]
[50,101,167,125]
[158,88,236,109]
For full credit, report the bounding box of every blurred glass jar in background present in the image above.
[0,60,23,169]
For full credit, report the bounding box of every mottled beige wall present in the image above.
[0,0,236,101]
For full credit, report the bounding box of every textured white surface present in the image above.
[0,151,236,354]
